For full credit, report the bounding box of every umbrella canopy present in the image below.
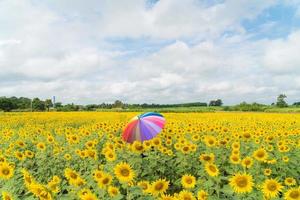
[122,112,165,143]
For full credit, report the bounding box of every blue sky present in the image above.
[0,0,300,105]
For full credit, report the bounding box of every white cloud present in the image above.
[263,30,300,74]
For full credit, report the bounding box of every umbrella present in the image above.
[122,112,166,143]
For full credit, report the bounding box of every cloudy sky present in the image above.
[0,0,300,105]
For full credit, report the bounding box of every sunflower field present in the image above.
[0,112,299,200]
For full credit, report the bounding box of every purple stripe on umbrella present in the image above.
[142,118,163,132]
[140,119,162,137]
[139,120,153,141]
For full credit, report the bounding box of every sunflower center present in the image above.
[136,145,143,150]
[290,191,299,198]
[70,173,78,179]
[236,177,247,187]
[267,182,277,191]
[140,183,148,190]
[208,140,214,145]
[183,147,189,151]
[155,182,164,190]
[245,160,250,165]
[257,151,265,158]
[2,168,10,175]
[203,156,210,161]
[120,169,129,176]
[209,165,216,172]
[186,178,192,184]
[102,177,109,184]
[4,196,11,200]
[111,189,118,195]
[232,156,238,161]
[183,194,192,200]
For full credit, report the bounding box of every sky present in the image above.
[0,0,300,105]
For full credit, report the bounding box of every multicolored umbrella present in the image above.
[122,112,166,143]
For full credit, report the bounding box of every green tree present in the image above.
[113,100,123,108]
[276,94,288,107]
[45,99,53,111]
[209,99,223,106]
[32,98,46,111]
[0,97,15,111]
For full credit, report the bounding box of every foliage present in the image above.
[209,99,223,106]
[293,102,300,106]
[276,94,288,108]
[223,102,268,112]
[32,98,46,111]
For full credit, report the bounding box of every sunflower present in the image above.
[284,187,300,200]
[114,162,135,182]
[47,135,54,143]
[204,136,217,147]
[231,149,240,155]
[2,191,13,200]
[0,162,14,179]
[159,194,175,200]
[104,150,116,162]
[25,150,34,158]
[197,190,208,200]
[204,163,219,177]
[143,140,152,150]
[261,179,283,198]
[285,177,296,186]
[178,190,196,200]
[181,145,191,154]
[150,179,169,196]
[231,141,240,149]
[36,142,46,151]
[47,176,61,194]
[93,169,104,182]
[64,153,71,161]
[98,174,112,189]
[199,153,215,163]
[264,169,272,176]
[181,174,196,189]
[87,149,97,160]
[138,181,151,193]
[0,156,6,163]
[253,148,268,162]
[64,168,85,187]
[283,156,289,162]
[152,138,161,146]
[21,169,33,186]
[192,134,200,141]
[131,141,144,153]
[78,189,97,200]
[108,186,119,197]
[229,173,254,193]
[241,157,253,168]
[230,154,240,164]
[17,141,26,148]
[14,151,25,161]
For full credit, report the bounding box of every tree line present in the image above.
[0,94,298,112]
[0,96,219,112]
